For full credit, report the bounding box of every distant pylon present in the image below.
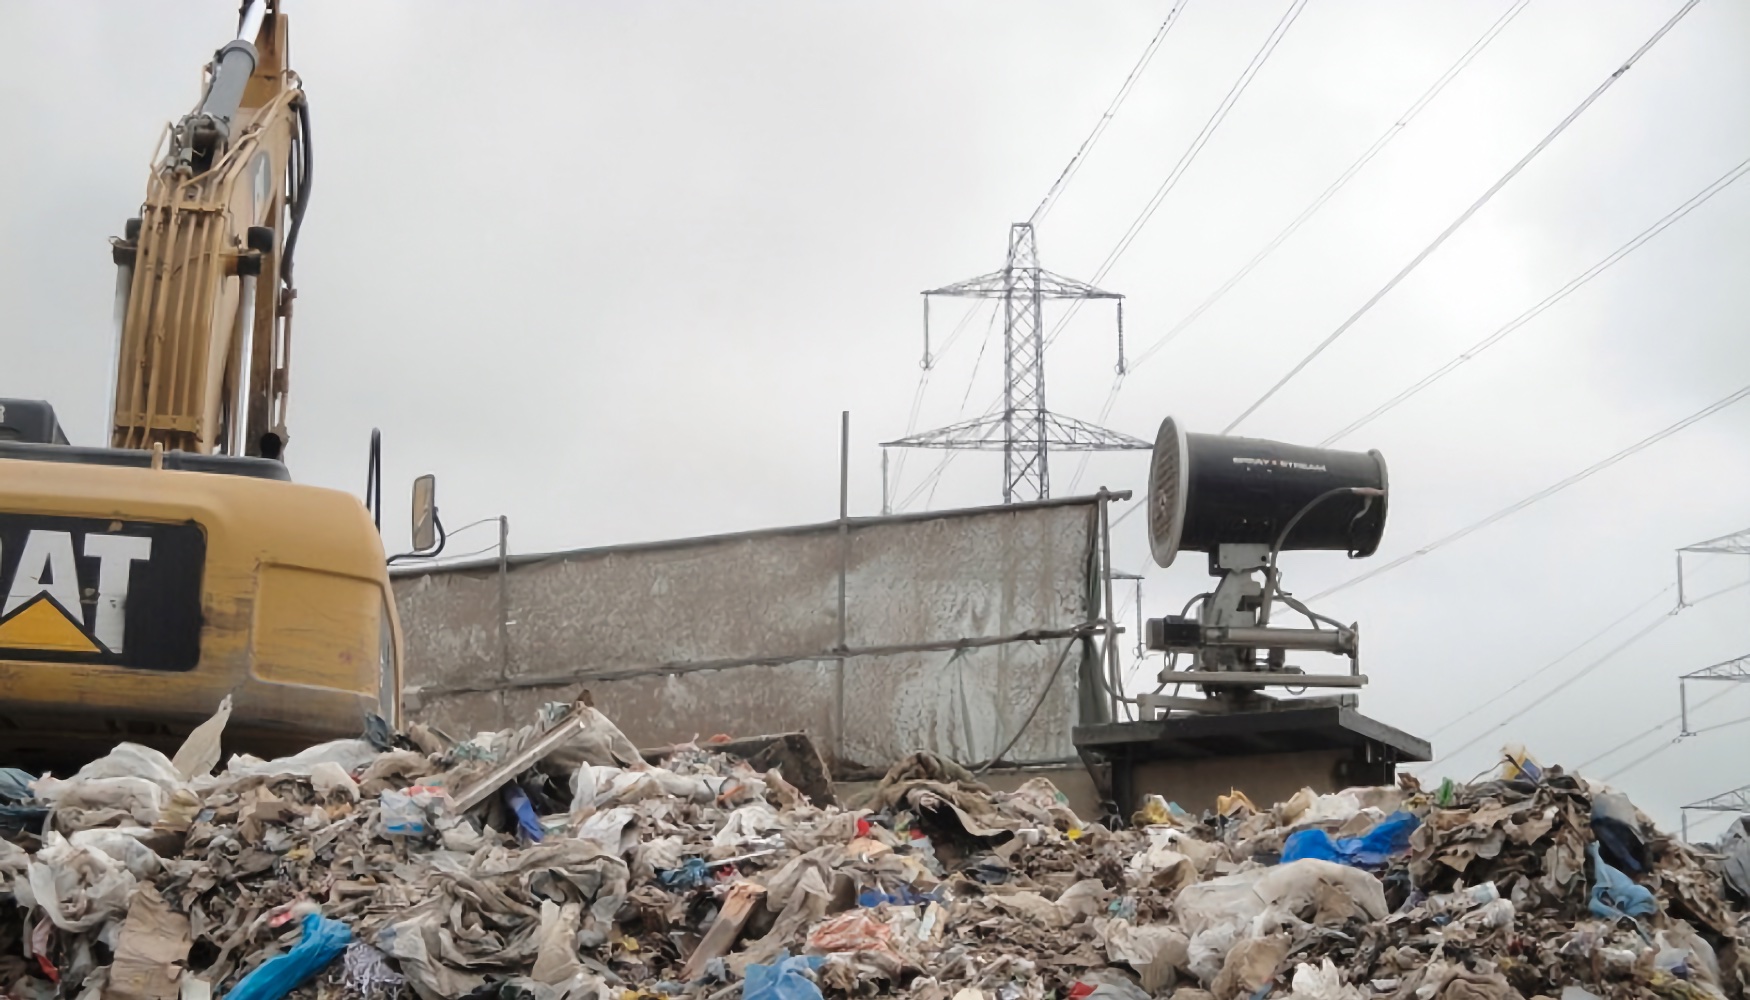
[884,223,1147,504]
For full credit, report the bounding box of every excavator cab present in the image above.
[0,400,70,445]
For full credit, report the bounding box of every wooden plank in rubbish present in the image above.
[448,699,591,813]
[680,882,766,982]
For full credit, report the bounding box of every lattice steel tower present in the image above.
[885,223,1147,503]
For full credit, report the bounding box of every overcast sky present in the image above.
[3,1,1747,830]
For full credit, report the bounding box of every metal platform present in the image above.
[1074,705,1431,820]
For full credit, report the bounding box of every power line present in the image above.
[896,305,999,512]
[952,1,1312,479]
[958,303,1004,412]
[889,1,1197,510]
[1030,0,1195,225]
[1430,577,1750,769]
[1223,0,1703,435]
[1587,698,1726,777]
[1604,711,1750,783]
[1042,0,1312,352]
[1425,583,1676,739]
[1573,581,1750,771]
[1129,0,1532,377]
[890,300,989,499]
[1683,808,1741,838]
[1434,612,1674,764]
[1322,155,1750,446]
[1064,0,1532,496]
[1312,379,1750,600]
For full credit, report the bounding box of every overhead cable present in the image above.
[1064,0,1532,496]
[1030,0,1195,225]
[1042,0,1312,351]
[1312,379,1750,600]
[1223,0,1703,435]
[1425,582,1676,739]
[1604,708,1750,783]
[1574,703,1708,772]
[891,301,991,499]
[1435,614,1675,764]
[1130,0,1532,376]
[1431,577,1748,769]
[1574,587,1750,772]
[1322,154,1750,446]
[893,0,1196,510]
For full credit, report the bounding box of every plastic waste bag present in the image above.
[806,910,897,955]
[659,857,712,890]
[1500,743,1542,782]
[35,744,187,828]
[713,802,783,848]
[528,901,582,984]
[1587,842,1655,920]
[1591,791,1646,874]
[1285,959,1363,1000]
[378,787,448,838]
[1280,830,1344,865]
[858,884,944,908]
[223,912,350,1000]
[225,740,379,780]
[1293,791,1362,827]
[1215,789,1256,817]
[309,762,360,802]
[576,806,637,856]
[502,785,544,845]
[1212,933,1289,1000]
[21,831,137,932]
[569,762,600,815]
[743,951,826,1000]
[1425,882,1500,920]
[378,791,425,838]
[68,827,162,879]
[1098,917,1188,974]
[0,767,36,802]
[170,695,231,781]
[1133,794,1175,827]
[1281,811,1418,868]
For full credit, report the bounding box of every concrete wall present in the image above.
[392,498,1103,770]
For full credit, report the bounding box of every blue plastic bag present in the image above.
[1281,811,1419,868]
[1352,811,1419,865]
[223,913,352,1000]
[1587,841,1656,921]
[1280,829,1343,865]
[660,856,713,889]
[502,784,545,845]
[743,950,826,1000]
[858,884,945,908]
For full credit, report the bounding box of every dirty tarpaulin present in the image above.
[2,705,1750,1000]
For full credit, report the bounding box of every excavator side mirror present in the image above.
[411,474,437,552]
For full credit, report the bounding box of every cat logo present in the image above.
[0,514,205,671]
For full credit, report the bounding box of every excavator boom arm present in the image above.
[108,0,309,459]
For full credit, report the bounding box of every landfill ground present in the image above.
[2,699,1747,1000]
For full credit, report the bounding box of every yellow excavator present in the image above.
[0,1,413,771]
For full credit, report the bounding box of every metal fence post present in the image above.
[836,412,851,765]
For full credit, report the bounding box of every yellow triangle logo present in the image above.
[0,597,102,654]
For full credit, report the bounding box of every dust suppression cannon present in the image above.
[1138,417,1388,717]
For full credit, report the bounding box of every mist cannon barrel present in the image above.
[1147,416,1389,568]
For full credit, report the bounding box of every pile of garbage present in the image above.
[2,699,1749,1000]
